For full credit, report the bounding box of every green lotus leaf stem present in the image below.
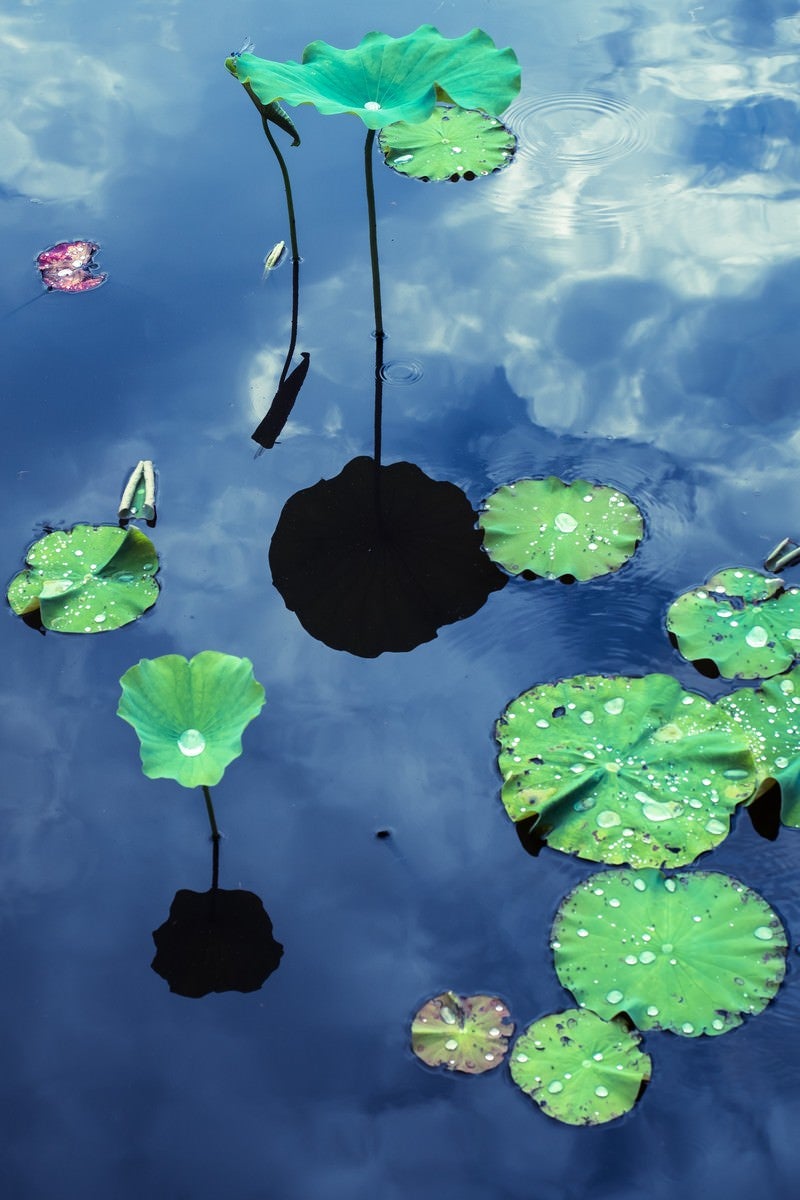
[764,537,791,571]
[773,545,800,572]
[142,460,156,520]
[666,567,800,679]
[379,105,516,182]
[118,460,145,518]
[202,785,221,843]
[226,26,521,131]
[718,667,800,827]
[495,673,757,867]
[510,1009,651,1126]
[7,523,159,632]
[552,868,788,1037]
[410,992,514,1073]
[479,477,644,582]
[117,651,266,788]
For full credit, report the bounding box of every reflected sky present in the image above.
[2,0,800,1197]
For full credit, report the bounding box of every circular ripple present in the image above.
[380,360,424,385]
[506,93,650,168]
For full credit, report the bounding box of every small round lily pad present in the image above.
[410,992,514,1073]
[718,668,800,827]
[666,568,800,679]
[496,673,756,867]
[509,1009,651,1125]
[379,105,516,181]
[117,652,266,788]
[478,477,643,581]
[7,524,159,633]
[552,868,788,1037]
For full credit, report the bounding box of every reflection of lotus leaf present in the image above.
[509,1009,651,1126]
[410,992,514,1074]
[666,568,800,679]
[7,524,159,632]
[379,106,516,181]
[118,652,266,788]
[496,673,756,867]
[478,477,643,581]
[718,668,800,827]
[226,26,521,131]
[552,868,787,1037]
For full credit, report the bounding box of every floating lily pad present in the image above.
[666,568,800,679]
[495,673,756,867]
[379,105,516,181]
[226,26,521,130]
[410,992,514,1074]
[117,652,266,788]
[478,477,643,581]
[7,524,159,633]
[509,1009,651,1126]
[552,868,787,1037]
[718,668,800,827]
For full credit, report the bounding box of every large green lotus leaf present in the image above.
[379,105,516,181]
[7,524,159,632]
[666,568,800,679]
[226,26,521,130]
[552,868,787,1036]
[478,477,643,582]
[718,668,800,827]
[509,1009,651,1126]
[117,652,266,788]
[410,992,514,1074]
[496,673,756,868]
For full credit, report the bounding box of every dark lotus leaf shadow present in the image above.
[269,455,507,657]
[152,887,283,998]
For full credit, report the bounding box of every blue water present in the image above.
[3,0,800,1195]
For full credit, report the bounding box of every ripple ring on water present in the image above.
[379,360,424,385]
[505,93,650,168]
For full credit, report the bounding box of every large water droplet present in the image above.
[754,926,774,941]
[364,100,381,111]
[547,1080,564,1094]
[595,1085,609,1098]
[745,625,769,648]
[178,728,206,757]
[554,512,578,533]
[444,1038,458,1051]
[606,989,624,1004]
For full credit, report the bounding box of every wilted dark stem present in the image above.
[211,834,220,893]
[364,128,385,473]
[261,117,300,264]
[202,785,220,844]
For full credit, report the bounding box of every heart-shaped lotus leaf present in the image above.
[410,992,514,1074]
[379,105,516,181]
[509,1009,651,1126]
[666,568,800,679]
[117,652,266,788]
[226,26,521,130]
[552,868,787,1037]
[496,673,756,867]
[7,524,159,632]
[718,668,800,827]
[478,477,643,582]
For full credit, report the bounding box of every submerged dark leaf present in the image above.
[36,240,107,293]
[251,352,311,449]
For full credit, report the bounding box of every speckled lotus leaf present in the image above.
[495,674,756,868]
[36,240,107,292]
[478,477,643,582]
[7,524,159,632]
[718,668,800,827]
[118,652,266,788]
[379,105,516,181]
[666,568,800,679]
[552,868,787,1037]
[509,1009,651,1126]
[410,992,514,1074]
[226,26,521,130]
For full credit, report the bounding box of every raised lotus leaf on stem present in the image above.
[718,667,800,828]
[117,652,266,788]
[7,524,159,632]
[226,26,521,130]
[478,477,643,582]
[552,868,787,1037]
[379,105,516,181]
[496,673,756,868]
[666,567,800,679]
[410,992,514,1074]
[509,1009,651,1126]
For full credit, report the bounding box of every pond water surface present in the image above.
[3,0,800,1196]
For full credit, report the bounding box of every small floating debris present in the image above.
[263,240,287,277]
[36,240,107,293]
[119,460,157,522]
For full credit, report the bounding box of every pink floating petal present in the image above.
[36,240,106,292]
